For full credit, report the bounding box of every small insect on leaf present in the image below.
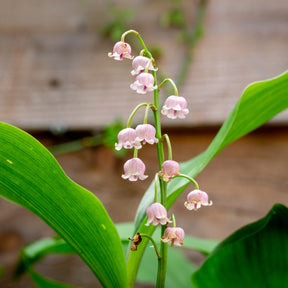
[128,232,142,251]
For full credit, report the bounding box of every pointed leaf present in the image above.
[15,237,75,278]
[127,71,288,285]
[0,123,127,288]
[191,204,288,287]
[28,268,79,288]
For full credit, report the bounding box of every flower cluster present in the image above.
[109,30,212,252]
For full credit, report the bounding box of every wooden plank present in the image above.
[0,0,287,130]
[0,128,287,287]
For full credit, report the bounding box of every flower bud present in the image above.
[131,56,157,76]
[146,203,171,226]
[159,160,180,182]
[130,73,157,94]
[135,124,158,145]
[122,158,148,181]
[108,41,133,60]
[161,227,185,247]
[161,95,189,119]
[184,190,213,211]
[115,128,142,151]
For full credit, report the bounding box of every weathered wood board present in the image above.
[0,0,287,130]
[0,127,287,287]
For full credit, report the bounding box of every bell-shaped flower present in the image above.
[161,95,189,119]
[115,128,142,151]
[146,203,171,226]
[108,41,133,60]
[161,227,185,247]
[159,160,180,182]
[135,124,158,145]
[130,72,157,94]
[131,56,157,76]
[184,189,213,211]
[122,158,148,181]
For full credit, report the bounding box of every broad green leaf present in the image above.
[136,245,197,288]
[121,240,197,288]
[127,70,288,285]
[117,222,218,254]
[0,123,127,288]
[15,237,74,278]
[28,268,78,288]
[15,223,216,288]
[191,204,288,287]
[183,235,218,255]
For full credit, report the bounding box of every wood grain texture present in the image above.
[0,0,287,130]
[0,127,287,287]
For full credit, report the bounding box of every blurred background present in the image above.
[0,0,288,287]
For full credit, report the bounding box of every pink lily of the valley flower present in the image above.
[184,190,213,211]
[161,227,185,247]
[130,72,157,94]
[115,128,142,151]
[131,56,157,76]
[108,41,133,60]
[122,158,148,181]
[159,160,180,182]
[135,124,158,145]
[146,203,171,226]
[161,95,189,119]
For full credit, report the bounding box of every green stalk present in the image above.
[127,103,149,127]
[124,30,168,288]
[158,78,179,96]
[140,234,161,259]
[152,71,168,288]
[162,134,173,160]
[173,173,200,190]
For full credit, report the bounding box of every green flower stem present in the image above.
[173,173,200,190]
[171,214,176,227]
[151,56,168,288]
[157,223,168,288]
[144,59,153,73]
[133,148,138,158]
[127,103,149,127]
[129,30,168,288]
[121,29,138,42]
[140,234,161,260]
[162,134,173,160]
[158,78,179,96]
[154,173,159,203]
[143,103,152,124]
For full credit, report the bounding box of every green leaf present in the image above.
[137,245,197,288]
[0,123,127,288]
[15,237,75,278]
[28,268,78,288]
[127,70,288,285]
[184,236,218,255]
[191,204,288,287]
[15,223,216,287]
